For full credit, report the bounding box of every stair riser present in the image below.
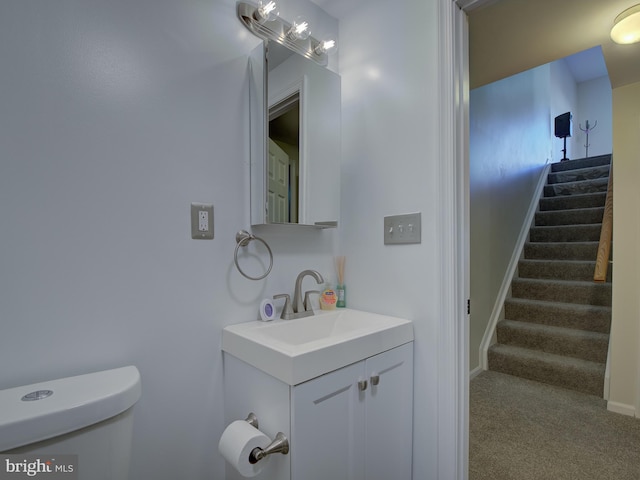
[504,300,611,333]
[544,178,608,197]
[529,225,601,242]
[496,322,608,363]
[488,348,604,396]
[518,260,612,282]
[524,242,599,261]
[511,281,612,306]
[548,165,610,185]
[551,155,612,172]
[492,155,613,397]
[539,193,606,211]
[535,208,604,226]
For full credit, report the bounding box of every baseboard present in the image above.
[607,400,636,417]
[603,341,611,400]
[479,163,551,370]
[469,365,483,380]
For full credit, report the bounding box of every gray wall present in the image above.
[576,76,613,158]
[0,1,337,478]
[1,0,462,478]
[338,0,445,477]
[469,65,552,371]
[550,59,579,160]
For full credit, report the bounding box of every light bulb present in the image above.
[287,16,311,41]
[254,0,279,24]
[314,38,337,55]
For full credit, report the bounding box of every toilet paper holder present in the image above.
[243,412,290,464]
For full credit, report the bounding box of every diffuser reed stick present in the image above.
[335,256,346,308]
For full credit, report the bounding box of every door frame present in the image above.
[436,1,470,479]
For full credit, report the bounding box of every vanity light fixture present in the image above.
[314,38,337,55]
[237,1,337,66]
[611,3,640,44]
[287,16,311,40]
[253,0,279,24]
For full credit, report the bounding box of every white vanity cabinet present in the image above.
[222,342,413,480]
[291,342,413,480]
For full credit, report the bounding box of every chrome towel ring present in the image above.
[234,230,273,280]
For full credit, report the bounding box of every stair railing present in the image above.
[594,163,613,282]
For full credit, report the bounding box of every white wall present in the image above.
[0,1,338,478]
[575,76,613,158]
[550,59,579,160]
[338,0,443,477]
[469,65,552,371]
[609,81,640,417]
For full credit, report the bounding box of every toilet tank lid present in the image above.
[0,366,141,452]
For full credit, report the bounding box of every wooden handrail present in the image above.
[594,163,613,282]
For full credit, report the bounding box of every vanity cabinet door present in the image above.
[364,342,414,480]
[291,361,365,480]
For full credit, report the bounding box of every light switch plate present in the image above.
[191,203,214,239]
[384,212,421,245]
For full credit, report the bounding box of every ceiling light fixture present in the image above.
[611,3,640,44]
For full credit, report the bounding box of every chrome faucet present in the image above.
[273,269,324,320]
[293,270,324,314]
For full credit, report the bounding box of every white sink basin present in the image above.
[222,308,413,385]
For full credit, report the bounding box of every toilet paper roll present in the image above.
[219,420,271,477]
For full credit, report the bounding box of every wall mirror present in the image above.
[240,3,341,227]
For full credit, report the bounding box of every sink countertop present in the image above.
[222,308,414,385]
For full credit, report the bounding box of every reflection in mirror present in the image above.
[261,40,340,227]
[268,91,300,223]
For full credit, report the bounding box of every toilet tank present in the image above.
[0,366,141,480]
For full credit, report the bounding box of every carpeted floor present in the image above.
[470,370,640,480]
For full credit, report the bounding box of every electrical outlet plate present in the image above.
[384,212,421,245]
[191,203,214,239]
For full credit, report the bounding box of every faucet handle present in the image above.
[273,294,294,320]
[303,290,321,311]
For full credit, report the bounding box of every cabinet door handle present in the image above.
[370,374,380,386]
[358,379,368,391]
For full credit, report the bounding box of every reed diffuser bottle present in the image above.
[335,256,346,308]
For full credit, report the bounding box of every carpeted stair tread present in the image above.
[504,297,611,333]
[487,344,605,396]
[488,154,613,396]
[518,259,612,282]
[544,177,608,197]
[539,192,606,211]
[496,320,609,363]
[550,154,611,172]
[511,277,612,306]
[535,206,605,226]
[524,241,599,261]
[529,224,602,242]
[547,164,610,185]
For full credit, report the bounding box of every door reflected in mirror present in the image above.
[268,91,300,223]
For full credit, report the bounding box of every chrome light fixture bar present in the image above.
[237,1,335,66]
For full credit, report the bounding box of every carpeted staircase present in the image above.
[488,154,612,397]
